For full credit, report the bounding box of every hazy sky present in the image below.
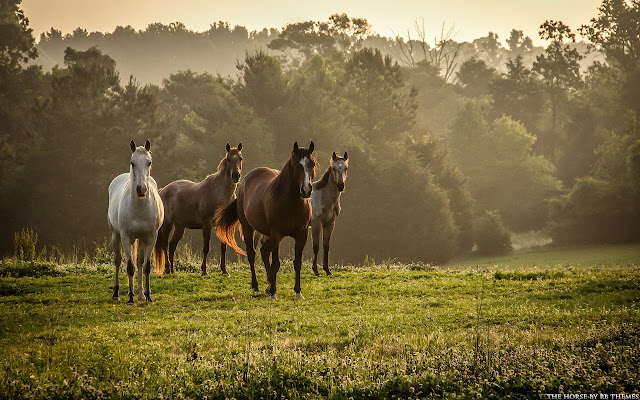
[22,0,603,45]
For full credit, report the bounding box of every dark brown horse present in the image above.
[215,141,316,298]
[154,143,242,276]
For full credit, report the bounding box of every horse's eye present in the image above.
[148,161,152,166]
[131,162,134,166]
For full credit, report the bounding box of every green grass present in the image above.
[0,244,639,399]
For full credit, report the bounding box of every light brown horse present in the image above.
[215,141,316,298]
[154,143,242,276]
[310,151,348,276]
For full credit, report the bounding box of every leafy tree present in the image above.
[403,60,462,136]
[236,50,289,119]
[489,56,544,133]
[548,114,640,245]
[7,47,160,248]
[580,0,640,79]
[475,210,513,255]
[411,134,475,253]
[533,21,583,162]
[449,103,562,230]
[455,57,496,97]
[506,29,534,57]
[473,32,503,68]
[340,47,417,145]
[0,0,44,251]
[268,21,335,64]
[158,70,273,181]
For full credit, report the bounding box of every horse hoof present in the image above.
[146,296,153,302]
[222,271,230,277]
[252,288,260,293]
[112,296,119,301]
[269,294,277,300]
[201,272,208,277]
[295,292,303,299]
[325,271,332,276]
[127,300,134,305]
[312,268,320,276]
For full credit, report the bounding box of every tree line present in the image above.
[1,0,639,263]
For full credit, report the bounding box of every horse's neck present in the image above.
[325,175,341,203]
[273,161,299,198]
[317,168,340,203]
[202,169,235,196]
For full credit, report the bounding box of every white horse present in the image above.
[108,140,164,304]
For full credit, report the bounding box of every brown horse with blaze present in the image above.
[215,141,316,298]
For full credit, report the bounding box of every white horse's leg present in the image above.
[136,240,145,301]
[120,235,136,305]
[112,231,122,300]
[143,233,156,302]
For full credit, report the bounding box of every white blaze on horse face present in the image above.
[131,149,152,197]
[300,156,312,198]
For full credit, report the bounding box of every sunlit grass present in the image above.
[0,243,639,398]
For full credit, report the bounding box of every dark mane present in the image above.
[272,157,296,196]
[313,165,332,189]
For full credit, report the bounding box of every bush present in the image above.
[474,210,513,255]
[548,178,640,245]
[13,228,38,261]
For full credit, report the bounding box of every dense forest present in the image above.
[1,0,639,264]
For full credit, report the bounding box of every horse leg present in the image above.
[136,241,145,301]
[293,230,308,298]
[168,225,185,274]
[322,221,335,276]
[201,222,212,276]
[242,225,258,292]
[260,238,272,295]
[219,241,229,276]
[112,231,121,300]
[270,239,282,299]
[311,221,321,276]
[143,234,156,302]
[263,234,281,298]
[120,235,135,305]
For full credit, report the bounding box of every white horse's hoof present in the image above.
[295,292,303,299]
[269,294,277,300]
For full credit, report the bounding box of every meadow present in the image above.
[0,242,639,399]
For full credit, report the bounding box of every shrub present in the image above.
[548,177,640,245]
[13,228,38,261]
[474,210,513,255]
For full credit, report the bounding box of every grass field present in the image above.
[0,243,639,399]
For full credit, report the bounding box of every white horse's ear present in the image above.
[145,140,151,151]
[293,142,299,152]
[309,141,314,152]
[237,142,242,151]
[130,140,136,152]
[343,151,348,161]
[226,142,231,152]
[332,152,337,161]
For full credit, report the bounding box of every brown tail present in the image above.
[215,199,246,256]
[153,226,166,275]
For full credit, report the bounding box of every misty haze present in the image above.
[1,0,639,398]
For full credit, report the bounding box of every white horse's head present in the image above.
[331,151,349,192]
[129,139,153,197]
